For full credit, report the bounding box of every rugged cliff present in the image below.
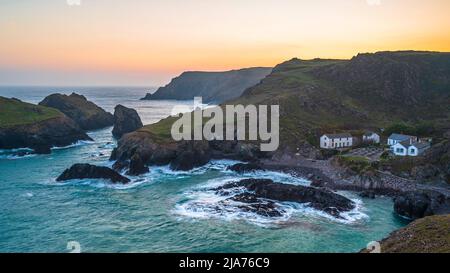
[113,51,450,172]
[141,67,272,103]
[0,97,92,153]
[39,93,114,131]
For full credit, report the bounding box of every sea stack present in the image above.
[112,105,143,139]
[39,93,114,131]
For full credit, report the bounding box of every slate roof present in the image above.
[396,140,431,150]
[324,133,352,139]
[364,131,378,137]
[411,142,431,149]
[388,133,415,142]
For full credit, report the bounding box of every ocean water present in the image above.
[0,86,407,253]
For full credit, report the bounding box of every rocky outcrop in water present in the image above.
[39,93,114,131]
[57,163,130,184]
[112,105,143,139]
[227,162,265,173]
[126,153,149,176]
[229,193,284,217]
[394,190,450,220]
[169,141,212,171]
[110,126,267,172]
[0,97,92,154]
[215,179,355,218]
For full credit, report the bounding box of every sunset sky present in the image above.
[1,0,450,86]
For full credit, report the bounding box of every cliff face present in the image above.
[235,51,450,150]
[113,51,450,171]
[0,97,92,153]
[39,93,114,131]
[141,67,272,103]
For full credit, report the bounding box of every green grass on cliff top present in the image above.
[0,97,62,128]
[377,214,450,253]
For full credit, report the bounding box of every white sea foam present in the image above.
[0,153,37,160]
[173,174,369,227]
[54,177,150,190]
[0,148,36,159]
[21,192,34,198]
[51,140,95,150]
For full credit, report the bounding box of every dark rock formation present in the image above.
[57,163,130,184]
[141,67,272,103]
[229,193,284,217]
[39,93,114,131]
[112,160,129,172]
[0,118,92,154]
[110,125,267,172]
[227,162,265,173]
[394,190,450,220]
[0,96,91,154]
[360,190,376,199]
[216,179,355,218]
[126,153,149,176]
[112,105,143,138]
[170,141,212,171]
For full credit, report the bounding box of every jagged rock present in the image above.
[216,179,355,218]
[57,163,130,184]
[170,141,211,171]
[227,162,264,173]
[360,191,376,199]
[126,153,149,176]
[112,160,129,172]
[39,93,114,131]
[394,190,450,220]
[229,193,284,217]
[112,105,143,138]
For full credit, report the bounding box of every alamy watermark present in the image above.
[170,97,280,152]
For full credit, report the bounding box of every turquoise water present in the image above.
[0,87,407,253]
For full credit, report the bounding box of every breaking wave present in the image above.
[51,140,95,150]
[173,175,369,227]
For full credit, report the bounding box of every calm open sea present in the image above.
[0,86,406,253]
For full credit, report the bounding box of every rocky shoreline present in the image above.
[0,97,92,154]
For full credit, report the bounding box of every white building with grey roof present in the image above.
[391,140,431,157]
[320,133,353,149]
[387,133,418,146]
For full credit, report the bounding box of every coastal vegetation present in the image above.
[0,97,62,128]
[369,214,450,253]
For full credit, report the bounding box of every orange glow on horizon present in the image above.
[1,0,450,86]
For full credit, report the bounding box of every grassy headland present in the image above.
[0,97,63,128]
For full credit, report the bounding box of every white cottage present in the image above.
[387,133,418,146]
[320,133,353,149]
[362,131,380,144]
[391,141,431,157]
